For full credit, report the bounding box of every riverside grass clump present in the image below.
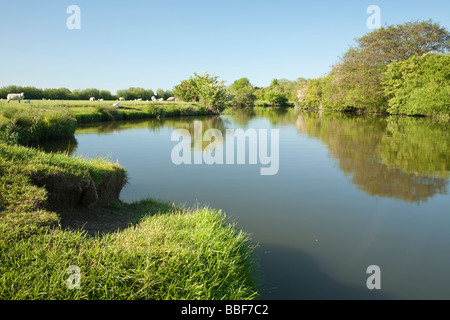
[0,105,77,144]
[0,142,259,299]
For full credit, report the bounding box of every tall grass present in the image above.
[1,202,258,299]
[0,105,76,144]
[0,142,259,299]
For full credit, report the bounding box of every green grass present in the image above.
[0,99,214,122]
[0,100,216,144]
[0,142,259,299]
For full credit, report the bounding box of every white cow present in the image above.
[136,98,142,101]
[98,98,104,102]
[167,97,175,101]
[112,102,121,108]
[151,96,156,101]
[158,98,164,101]
[7,93,25,103]
[119,97,125,101]
[89,97,95,101]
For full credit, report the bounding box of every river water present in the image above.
[44,108,450,299]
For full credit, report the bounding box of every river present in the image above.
[40,108,450,299]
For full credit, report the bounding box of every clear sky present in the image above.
[0,0,449,94]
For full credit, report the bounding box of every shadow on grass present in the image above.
[59,199,167,237]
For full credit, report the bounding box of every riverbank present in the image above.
[0,100,215,144]
[0,112,259,299]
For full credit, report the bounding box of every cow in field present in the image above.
[167,97,175,101]
[89,97,95,101]
[7,93,25,103]
[119,97,125,101]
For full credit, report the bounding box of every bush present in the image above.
[264,91,288,106]
[383,53,450,116]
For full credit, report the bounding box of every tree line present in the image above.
[0,86,174,101]
[297,20,449,117]
[173,73,306,110]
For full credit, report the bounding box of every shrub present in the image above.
[383,53,450,116]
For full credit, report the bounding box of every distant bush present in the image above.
[264,91,289,106]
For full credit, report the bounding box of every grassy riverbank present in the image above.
[0,100,214,144]
[0,120,259,299]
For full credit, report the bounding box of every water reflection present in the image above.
[32,108,450,299]
[39,109,449,204]
[296,112,449,203]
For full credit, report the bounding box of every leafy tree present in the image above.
[264,91,288,106]
[270,79,280,87]
[229,78,256,108]
[190,72,229,112]
[173,79,199,102]
[99,90,114,100]
[156,89,166,99]
[383,53,450,116]
[43,88,71,100]
[325,20,449,111]
[174,72,229,112]
[297,78,326,109]
[79,88,100,100]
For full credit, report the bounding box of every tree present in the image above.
[99,90,114,100]
[43,88,71,100]
[156,89,166,99]
[190,72,229,112]
[264,91,288,106]
[79,88,100,100]
[174,72,229,112]
[383,53,450,116]
[229,78,256,108]
[326,20,449,111]
[173,79,199,102]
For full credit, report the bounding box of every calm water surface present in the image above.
[46,109,450,299]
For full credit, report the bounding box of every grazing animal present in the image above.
[151,96,157,101]
[167,97,175,101]
[158,98,164,101]
[98,98,104,102]
[136,98,142,101]
[113,102,121,108]
[89,97,95,101]
[7,93,25,103]
[119,97,125,101]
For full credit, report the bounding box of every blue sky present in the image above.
[0,0,448,94]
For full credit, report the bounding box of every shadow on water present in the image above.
[255,243,391,300]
